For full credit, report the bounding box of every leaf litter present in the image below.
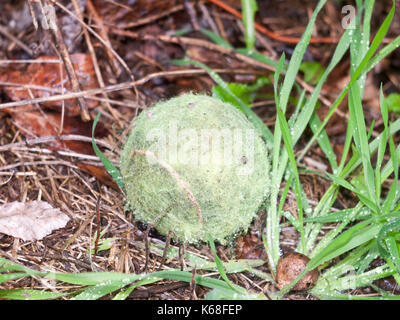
[0,201,70,241]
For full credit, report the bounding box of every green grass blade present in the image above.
[92,113,125,190]
[0,272,29,284]
[298,0,396,161]
[235,48,277,68]
[279,0,327,112]
[348,82,376,204]
[71,278,136,300]
[0,289,70,300]
[309,113,338,171]
[276,106,305,251]
[241,0,258,50]
[209,235,242,293]
[198,29,234,49]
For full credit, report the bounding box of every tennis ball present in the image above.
[120,93,269,243]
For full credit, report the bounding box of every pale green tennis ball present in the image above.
[120,93,269,243]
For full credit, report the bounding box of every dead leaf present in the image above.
[12,110,107,154]
[77,162,120,190]
[236,232,267,260]
[0,201,70,241]
[0,54,99,116]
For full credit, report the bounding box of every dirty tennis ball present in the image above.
[276,252,319,291]
[120,93,269,243]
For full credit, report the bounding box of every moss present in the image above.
[120,93,270,243]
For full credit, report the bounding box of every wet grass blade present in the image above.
[0,289,70,300]
[92,112,125,191]
[298,0,396,161]
[278,0,327,112]
[198,29,233,49]
[209,235,243,293]
[241,0,258,50]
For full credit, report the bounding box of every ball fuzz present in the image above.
[120,93,270,243]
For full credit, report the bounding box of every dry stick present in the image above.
[117,4,185,29]
[50,0,139,105]
[110,29,335,109]
[72,0,123,127]
[0,68,263,110]
[179,243,186,271]
[0,25,34,56]
[0,80,141,110]
[185,0,200,31]
[86,0,121,77]
[190,266,197,300]
[0,134,114,152]
[27,0,39,30]
[142,205,173,273]
[111,28,275,72]
[44,1,90,121]
[93,197,101,263]
[199,2,221,36]
[61,205,97,251]
[157,230,176,271]
[0,160,78,172]
[0,59,61,64]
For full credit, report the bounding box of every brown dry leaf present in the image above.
[12,110,107,154]
[0,201,70,241]
[0,54,99,116]
[236,232,267,260]
[77,162,120,190]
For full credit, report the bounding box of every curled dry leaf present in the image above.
[0,54,98,116]
[0,201,70,241]
[276,252,319,291]
[77,162,120,190]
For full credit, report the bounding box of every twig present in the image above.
[27,0,39,30]
[0,160,78,172]
[142,206,173,273]
[117,4,185,29]
[0,68,263,110]
[0,25,34,56]
[0,134,114,152]
[185,0,200,31]
[73,0,123,127]
[50,0,139,104]
[93,197,101,262]
[43,0,90,121]
[109,29,336,108]
[199,3,220,35]
[157,230,175,271]
[206,0,394,44]
[86,0,121,76]
[179,243,186,271]
[190,266,198,299]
